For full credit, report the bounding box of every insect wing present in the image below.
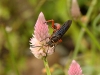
[53,20,72,38]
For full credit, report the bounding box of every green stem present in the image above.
[34,0,46,14]
[73,0,97,59]
[92,14,100,32]
[66,0,72,18]
[43,57,51,75]
[2,26,20,75]
[78,22,100,50]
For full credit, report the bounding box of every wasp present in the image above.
[45,20,72,47]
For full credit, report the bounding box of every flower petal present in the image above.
[68,60,83,75]
[30,12,54,59]
[34,12,49,41]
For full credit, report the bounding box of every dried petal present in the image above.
[71,0,81,19]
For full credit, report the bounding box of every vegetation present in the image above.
[0,0,100,75]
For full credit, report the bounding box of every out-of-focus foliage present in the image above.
[0,0,100,75]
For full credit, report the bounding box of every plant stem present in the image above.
[73,0,97,59]
[78,21,100,50]
[2,26,20,75]
[43,57,51,75]
[34,0,46,14]
[92,14,100,32]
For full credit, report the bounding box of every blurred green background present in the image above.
[0,0,100,75]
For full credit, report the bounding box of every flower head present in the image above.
[71,0,81,19]
[68,60,83,75]
[30,12,54,59]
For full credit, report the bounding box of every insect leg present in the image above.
[44,19,55,29]
[31,45,42,48]
[40,37,50,42]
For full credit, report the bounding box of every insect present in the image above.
[46,20,72,47]
[31,20,72,49]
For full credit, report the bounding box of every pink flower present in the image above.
[30,12,54,59]
[68,60,83,75]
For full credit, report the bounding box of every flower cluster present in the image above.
[30,12,54,59]
[68,60,83,75]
